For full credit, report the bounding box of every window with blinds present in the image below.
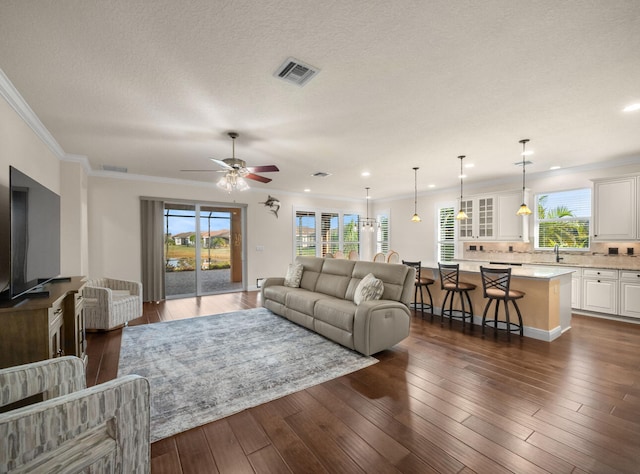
[320,213,339,255]
[535,188,591,249]
[438,206,455,261]
[343,213,360,255]
[376,213,390,254]
[295,211,316,256]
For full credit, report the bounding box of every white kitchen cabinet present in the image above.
[496,191,530,242]
[592,177,636,241]
[620,271,640,319]
[582,268,619,314]
[458,195,495,241]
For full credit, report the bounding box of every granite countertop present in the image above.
[457,257,640,272]
[421,261,575,280]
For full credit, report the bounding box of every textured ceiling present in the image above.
[1,0,639,199]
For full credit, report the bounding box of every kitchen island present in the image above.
[420,262,575,341]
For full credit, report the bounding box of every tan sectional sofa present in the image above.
[261,256,416,355]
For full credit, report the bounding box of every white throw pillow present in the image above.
[354,273,384,305]
[284,263,304,288]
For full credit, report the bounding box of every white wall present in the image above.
[87,175,364,286]
[60,160,89,277]
[0,97,61,290]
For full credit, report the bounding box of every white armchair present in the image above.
[83,278,143,331]
[0,356,150,473]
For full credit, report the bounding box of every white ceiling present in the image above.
[1,0,640,200]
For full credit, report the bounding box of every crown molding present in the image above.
[0,68,66,160]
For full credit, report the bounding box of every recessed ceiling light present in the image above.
[549,165,561,170]
[361,171,370,177]
[464,163,474,168]
[458,174,467,179]
[428,184,436,188]
[304,188,311,192]
[521,150,534,156]
[623,103,640,112]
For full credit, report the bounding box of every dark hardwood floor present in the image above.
[86,292,640,473]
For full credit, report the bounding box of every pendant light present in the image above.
[456,155,468,220]
[361,187,379,232]
[516,139,533,216]
[411,167,421,222]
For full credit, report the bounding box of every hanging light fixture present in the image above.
[361,187,379,232]
[411,167,421,222]
[456,155,468,220]
[516,139,533,216]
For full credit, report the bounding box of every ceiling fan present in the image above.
[181,132,279,190]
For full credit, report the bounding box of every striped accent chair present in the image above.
[83,278,143,331]
[0,356,150,473]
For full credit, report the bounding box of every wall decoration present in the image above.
[260,195,281,218]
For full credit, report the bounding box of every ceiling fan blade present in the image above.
[245,173,272,183]
[210,158,233,170]
[247,165,279,173]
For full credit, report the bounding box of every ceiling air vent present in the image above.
[311,171,332,178]
[102,164,128,173]
[274,57,320,86]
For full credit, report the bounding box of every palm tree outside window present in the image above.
[535,189,591,249]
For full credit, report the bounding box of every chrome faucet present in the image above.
[554,244,563,263]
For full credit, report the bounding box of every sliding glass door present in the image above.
[164,202,244,298]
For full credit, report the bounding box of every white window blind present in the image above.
[321,213,339,256]
[535,188,591,249]
[343,213,360,255]
[376,213,390,254]
[295,211,316,256]
[438,206,455,261]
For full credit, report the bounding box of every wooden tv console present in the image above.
[0,276,86,369]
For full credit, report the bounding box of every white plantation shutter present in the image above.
[321,212,339,256]
[376,213,390,254]
[438,206,455,261]
[295,211,316,256]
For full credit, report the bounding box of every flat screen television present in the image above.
[8,166,61,299]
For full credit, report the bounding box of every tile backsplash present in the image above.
[462,241,640,270]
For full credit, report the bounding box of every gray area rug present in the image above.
[118,307,377,442]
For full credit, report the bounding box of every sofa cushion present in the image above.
[295,256,325,291]
[286,289,330,315]
[314,298,356,332]
[350,261,410,302]
[284,263,304,288]
[353,273,384,305]
[315,259,355,299]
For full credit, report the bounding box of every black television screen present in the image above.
[9,166,61,299]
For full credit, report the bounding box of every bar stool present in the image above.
[402,261,435,320]
[480,266,525,340]
[438,263,476,329]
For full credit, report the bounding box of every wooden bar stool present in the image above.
[402,261,435,320]
[438,263,476,329]
[480,266,525,340]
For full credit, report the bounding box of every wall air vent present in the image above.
[274,57,320,87]
[102,164,128,173]
[311,171,332,178]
